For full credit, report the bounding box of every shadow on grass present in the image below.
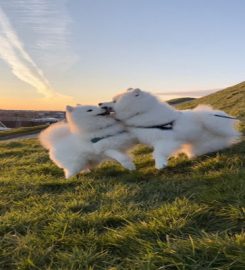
[183,207,245,235]
[69,201,99,214]
[38,180,78,194]
[37,141,245,217]
[0,141,24,149]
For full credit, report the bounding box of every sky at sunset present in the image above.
[0,0,245,110]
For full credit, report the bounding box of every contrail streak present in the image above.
[0,6,55,97]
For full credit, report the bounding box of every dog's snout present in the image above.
[98,103,103,106]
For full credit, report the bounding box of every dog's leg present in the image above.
[64,168,80,179]
[153,139,182,169]
[104,149,136,171]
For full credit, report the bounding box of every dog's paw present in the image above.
[64,169,78,179]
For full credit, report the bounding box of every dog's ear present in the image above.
[66,105,74,112]
[127,87,133,92]
[76,103,82,106]
[133,88,141,95]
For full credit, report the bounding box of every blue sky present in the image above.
[0,0,244,109]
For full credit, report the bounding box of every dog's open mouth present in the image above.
[107,107,114,113]
[97,107,113,116]
[97,110,110,116]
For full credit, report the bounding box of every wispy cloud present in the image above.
[2,0,76,69]
[0,7,55,97]
[0,2,74,103]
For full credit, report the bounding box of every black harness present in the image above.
[91,130,126,143]
[123,113,236,131]
[128,120,175,130]
[91,113,236,143]
[214,114,237,120]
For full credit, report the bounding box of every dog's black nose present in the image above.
[101,106,108,110]
[98,103,103,106]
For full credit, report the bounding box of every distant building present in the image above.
[0,110,65,128]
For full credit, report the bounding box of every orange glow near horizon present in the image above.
[0,93,184,111]
[0,97,95,111]
[0,94,180,111]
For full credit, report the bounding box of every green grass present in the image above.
[177,81,245,118]
[0,138,244,269]
[0,125,48,140]
[177,81,245,133]
[1,83,245,269]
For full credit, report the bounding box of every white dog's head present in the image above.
[66,105,114,133]
[99,88,158,120]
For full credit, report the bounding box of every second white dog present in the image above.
[99,88,241,169]
[39,105,136,178]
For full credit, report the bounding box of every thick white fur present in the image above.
[39,105,136,178]
[100,88,241,169]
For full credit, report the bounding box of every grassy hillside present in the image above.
[0,138,244,269]
[0,83,245,269]
[178,81,245,118]
[0,125,48,140]
[167,97,196,106]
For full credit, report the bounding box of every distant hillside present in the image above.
[177,81,245,117]
[167,97,196,106]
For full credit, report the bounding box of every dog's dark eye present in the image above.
[113,100,116,103]
[87,109,93,112]
[135,94,139,97]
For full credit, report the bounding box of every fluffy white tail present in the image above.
[39,121,70,150]
[194,105,241,140]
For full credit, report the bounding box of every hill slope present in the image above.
[0,82,244,269]
[178,81,245,117]
[0,138,244,269]
[167,97,196,106]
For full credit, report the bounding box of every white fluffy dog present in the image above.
[39,105,136,178]
[99,88,241,169]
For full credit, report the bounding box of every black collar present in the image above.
[91,130,126,143]
[127,120,175,130]
[99,121,119,130]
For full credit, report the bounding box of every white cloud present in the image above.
[0,3,74,104]
[0,7,55,97]
[1,0,77,70]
